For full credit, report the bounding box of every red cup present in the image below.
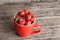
[14,16,42,37]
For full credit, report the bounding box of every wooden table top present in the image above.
[0,2,60,40]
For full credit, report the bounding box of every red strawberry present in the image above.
[15,15,20,22]
[26,14,32,21]
[23,9,29,14]
[25,21,31,25]
[18,11,25,16]
[30,13,35,22]
[18,17,25,25]
[31,17,35,22]
[30,13,35,17]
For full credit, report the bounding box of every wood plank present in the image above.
[0,2,60,40]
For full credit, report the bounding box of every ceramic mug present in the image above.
[14,16,42,37]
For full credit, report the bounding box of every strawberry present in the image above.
[26,14,32,21]
[18,11,25,16]
[31,17,35,22]
[15,15,20,22]
[23,9,29,14]
[30,13,35,22]
[30,13,35,17]
[25,21,31,25]
[18,17,25,25]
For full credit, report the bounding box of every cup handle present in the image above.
[31,23,42,34]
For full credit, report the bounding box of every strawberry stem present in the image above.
[19,17,22,21]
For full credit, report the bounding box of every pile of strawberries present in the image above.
[14,9,35,25]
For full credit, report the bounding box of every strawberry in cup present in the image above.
[15,9,35,26]
[18,11,25,16]
[18,17,26,25]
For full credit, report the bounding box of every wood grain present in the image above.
[0,2,60,40]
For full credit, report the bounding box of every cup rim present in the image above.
[14,16,36,27]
